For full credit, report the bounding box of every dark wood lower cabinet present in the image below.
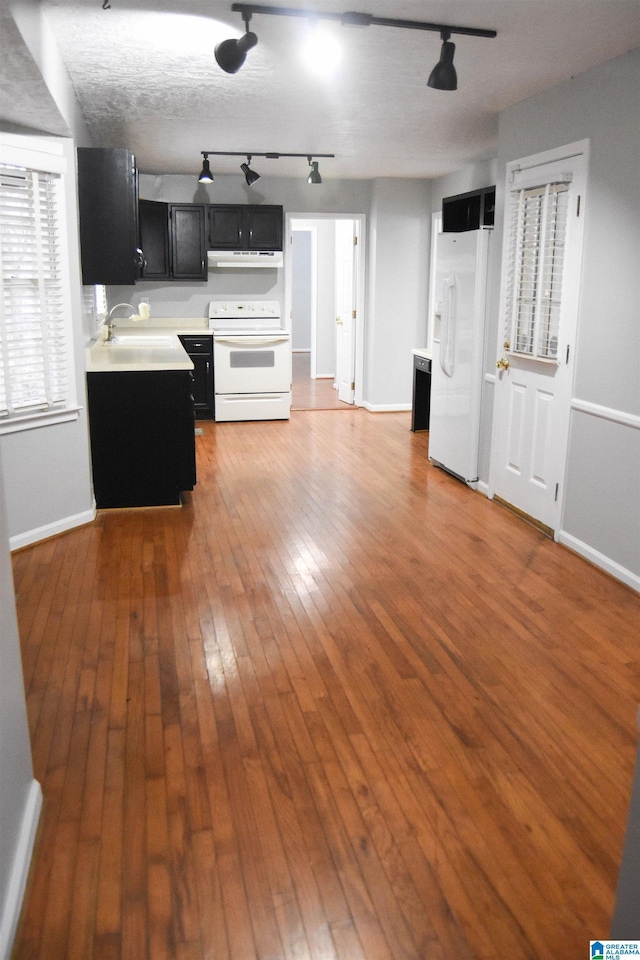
[87,371,196,508]
[178,335,214,419]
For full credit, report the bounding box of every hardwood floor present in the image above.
[291,353,351,410]
[12,410,640,960]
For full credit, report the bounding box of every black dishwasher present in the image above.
[411,354,431,431]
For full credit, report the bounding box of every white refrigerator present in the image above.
[429,228,492,486]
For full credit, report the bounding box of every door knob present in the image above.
[496,357,510,370]
[336,317,343,325]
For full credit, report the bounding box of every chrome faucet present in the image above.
[105,303,136,343]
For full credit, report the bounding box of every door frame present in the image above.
[284,212,366,408]
[487,139,590,538]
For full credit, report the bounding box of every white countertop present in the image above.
[412,348,432,360]
[87,327,195,373]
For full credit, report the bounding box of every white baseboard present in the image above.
[558,531,640,593]
[361,402,412,413]
[10,506,96,551]
[476,480,489,497]
[0,779,42,960]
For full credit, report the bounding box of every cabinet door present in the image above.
[139,200,170,279]
[87,371,195,508]
[190,354,214,419]
[170,205,207,280]
[247,205,283,250]
[208,205,244,249]
[178,336,214,419]
[77,147,142,285]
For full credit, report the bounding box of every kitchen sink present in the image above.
[109,334,175,347]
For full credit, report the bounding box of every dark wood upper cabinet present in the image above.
[77,147,143,285]
[442,187,495,233]
[208,204,283,251]
[170,205,207,280]
[246,205,283,250]
[208,205,245,249]
[138,201,207,281]
[139,199,170,280]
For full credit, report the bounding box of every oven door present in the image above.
[213,334,291,395]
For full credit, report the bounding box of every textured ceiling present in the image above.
[0,3,70,137]
[11,0,640,178]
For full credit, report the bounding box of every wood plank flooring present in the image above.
[12,409,640,960]
[291,353,351,411]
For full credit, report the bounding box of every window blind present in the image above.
[0,164,69,418]
[504,180,570,362]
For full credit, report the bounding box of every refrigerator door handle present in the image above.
[441,276,456,378]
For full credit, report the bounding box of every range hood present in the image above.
[208,250,283,268]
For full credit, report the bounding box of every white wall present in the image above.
[7,0,91,146]
[0,457,42,960]
[0,8,92,955]
[1,5,95,548]
[0,136,95,547]
[111,173,373,322]
[428,51,640,587]
[117,173,432,409]
[366,178,431,410]
[493,49,640,586]
[291,230,312,351]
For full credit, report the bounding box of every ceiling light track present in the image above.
[216,3,496,89]
[230,3,497,40]
[198,151,334,184]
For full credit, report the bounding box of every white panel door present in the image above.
[490,144,588,534]
[335,219,357,404]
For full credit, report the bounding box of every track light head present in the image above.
[307,159,322,184]
[215,19,258,74]
[241,157,261,185]
[198,154,214,183]
[427,32,457,91]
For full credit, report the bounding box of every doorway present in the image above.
[285,214,365,411]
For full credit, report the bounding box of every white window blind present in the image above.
[504,180,570,362]
[0,163,69,419]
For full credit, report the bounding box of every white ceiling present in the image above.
[8,0,640,179]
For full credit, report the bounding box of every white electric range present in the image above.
[208,300,291,422]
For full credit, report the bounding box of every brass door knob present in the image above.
[496,357,510,370]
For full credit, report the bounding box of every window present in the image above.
[503,178,570,362]
[0,136,78,434]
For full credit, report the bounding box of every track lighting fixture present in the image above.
[198,154,214,184]
[241,156,261,185]
[197,151,334,184]
[307,160,322,185]
[215,10,258,74]
[219,3,496,88]
[427,31,457,91]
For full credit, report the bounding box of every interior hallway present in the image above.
[11,408,640,960]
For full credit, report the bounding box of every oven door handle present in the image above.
[214,335,290,345]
